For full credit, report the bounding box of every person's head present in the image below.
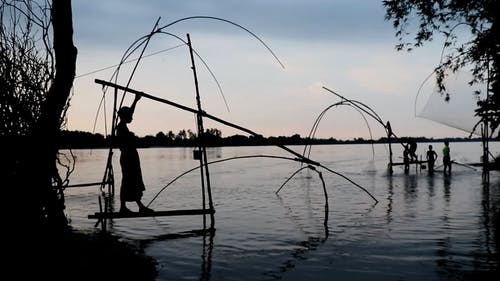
[429,145,433,150]
[118,106,133,123]
[444,141,449,146]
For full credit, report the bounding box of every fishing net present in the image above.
[416,70,486,136]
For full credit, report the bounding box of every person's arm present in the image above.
[130,94,141,115]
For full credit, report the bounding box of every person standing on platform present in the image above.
[407,139,418,162]
[116,94,154,214]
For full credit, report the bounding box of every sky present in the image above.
[67,0,481,140]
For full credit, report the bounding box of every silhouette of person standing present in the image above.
[442,141,452,176]
[426,145,438,174]
[116,94,154,214]
[407,139,418,162]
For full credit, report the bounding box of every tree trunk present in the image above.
[16,0,77,230]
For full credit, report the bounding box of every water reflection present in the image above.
[434,176,500,280]
[403,174,418,203]
[474,180,500,278]
[443,176,451,204]
[380,171,500,280]
[141,228,215,281]
[65,144,500,280]
[262,235,328,280]
[386,175,393,224]
[200,229,214,281]
[426,174,436,198]
[265,191,329,280]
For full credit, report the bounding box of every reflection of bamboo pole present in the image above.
[95,79,319,166]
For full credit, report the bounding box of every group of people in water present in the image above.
[403,139,452,175]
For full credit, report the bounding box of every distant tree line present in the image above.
[58,129,491,149]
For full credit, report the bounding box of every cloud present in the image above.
[67,0,469,138]
[347,65,410,96]
[73,0,394,48]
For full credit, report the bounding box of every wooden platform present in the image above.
[390,160,427,166]
[88,208,215,219]
[468,162,499,170]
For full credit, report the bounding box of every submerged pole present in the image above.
[387,121,393,175]
[482,124,490,183]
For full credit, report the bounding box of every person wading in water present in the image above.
[442,141,452,176]
[426,145,438,174]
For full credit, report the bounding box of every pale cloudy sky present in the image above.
[67,0,479,139]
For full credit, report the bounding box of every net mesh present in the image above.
[416,70,486,136]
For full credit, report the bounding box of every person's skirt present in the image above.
[120,149,145,202]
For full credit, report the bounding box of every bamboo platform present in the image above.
[88,208,215,219]
[390,160,427,166]
[466,162,499,171]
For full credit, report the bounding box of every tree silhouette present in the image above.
[2,0,77,231]
[383,0,500,136]
[0,0,52,135]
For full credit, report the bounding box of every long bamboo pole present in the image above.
[94,79,320,166]
[187,34,213,228]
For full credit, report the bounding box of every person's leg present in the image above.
[137,201,154,213]
[120,200,132,213]
[445,163,450,175]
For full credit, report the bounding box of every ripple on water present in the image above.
[64,144,500,281]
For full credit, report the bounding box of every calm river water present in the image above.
[63,142,500,280]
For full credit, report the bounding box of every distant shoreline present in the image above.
[2,130,496,150]
[51,130,497,150]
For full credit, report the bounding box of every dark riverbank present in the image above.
[8,229,157,280]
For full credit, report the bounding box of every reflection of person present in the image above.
[117,95,154,214]
[426,145,438,174]
[403,146,410,174]
[442,141,452,176]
